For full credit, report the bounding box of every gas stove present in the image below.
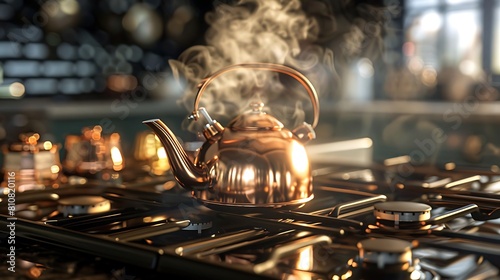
[1,159,500,280]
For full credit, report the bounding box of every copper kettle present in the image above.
[144,63,319,209]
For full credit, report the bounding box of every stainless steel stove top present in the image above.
[1,161,500,280]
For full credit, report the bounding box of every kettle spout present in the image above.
[143,119,211,190]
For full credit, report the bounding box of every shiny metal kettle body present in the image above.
[144,63,320,209]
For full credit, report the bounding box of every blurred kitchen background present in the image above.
[1,0,500,179]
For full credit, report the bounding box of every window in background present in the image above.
[406,0,481,68]
[443,9,481,75]
[405,9,442,68]
[396,0,485,101]
[492,1,500,74]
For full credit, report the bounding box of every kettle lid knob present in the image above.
[250,102,264,112]
[228,102,284,131]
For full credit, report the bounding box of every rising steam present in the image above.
[169,0,338,132]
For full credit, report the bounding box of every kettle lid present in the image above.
[228,102,284,131]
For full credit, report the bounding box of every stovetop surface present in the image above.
[1,162,500,280]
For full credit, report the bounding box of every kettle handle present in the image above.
[190,63,320,128]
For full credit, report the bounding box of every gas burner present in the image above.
[373,201,432,230]
[354,238,433,280]
[357,238,413,268]
[371,201,487,234]
[57,196,111,217]
[182,221,213,233]
[181,214,213,234]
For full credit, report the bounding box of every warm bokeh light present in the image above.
[147,135,158,158]
[341,270,353,279]
[444,162,456,170]
[122,3,163,45]
[92,126,102,140]
[157,147,167,159]
[0,82,25,99]
[166,6,194,37]
[111,146,124,166]
[110,133,121,142]
[60,0,79,15]
[107,74,138,92]
[420,66,437,87]
[150,146,170,175]
[27,134,40,145]
[296,246,313,270]
[9,82,25,97]
[50,165,60,174]
[43,141,53,150]
[28,266,42,278]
